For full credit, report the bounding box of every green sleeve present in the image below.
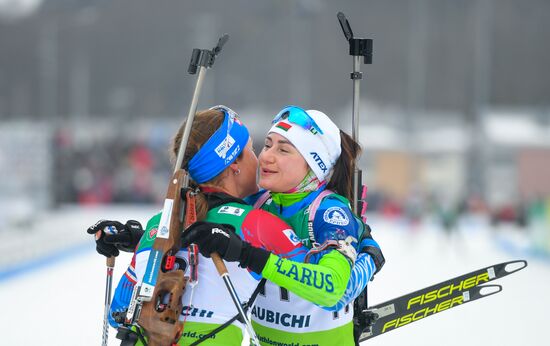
[261,250,351,307]
[136,212,161,250]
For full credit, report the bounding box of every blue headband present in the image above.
[188,106,249,183]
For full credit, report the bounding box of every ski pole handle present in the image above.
[106,256,115,268]
[211,252,228,275]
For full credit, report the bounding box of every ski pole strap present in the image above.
[190,278,267,346]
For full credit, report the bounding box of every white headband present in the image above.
[268,109,341,181]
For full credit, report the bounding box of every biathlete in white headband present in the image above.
[182,105,385,346]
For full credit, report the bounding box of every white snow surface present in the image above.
[0,206,547,345]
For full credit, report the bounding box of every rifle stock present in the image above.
[137,169,190,345]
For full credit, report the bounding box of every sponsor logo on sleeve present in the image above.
[218,205,245,216]
[147,227,158,240]
[282,229,301,246]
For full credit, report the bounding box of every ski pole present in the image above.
[212,255,260,345]
[102,256,115,346]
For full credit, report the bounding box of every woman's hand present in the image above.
[87,219,144,257]
[182,221,270,274]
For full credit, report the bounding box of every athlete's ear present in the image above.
[229,161,240,174]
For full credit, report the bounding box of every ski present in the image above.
[359,259,527,341]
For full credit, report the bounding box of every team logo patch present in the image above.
[282,229,301,246]
[218,206,245,216]
[323,207,349,226]
[215,134,236,159]
[148,228,158,239]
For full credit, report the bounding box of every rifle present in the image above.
[336,12,377,345]
[121,34,255,346]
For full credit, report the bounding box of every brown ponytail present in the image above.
[326,130,362,202]
[171,109,226,220]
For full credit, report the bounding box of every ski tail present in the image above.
[360,284,502,341]
[359,259,527,341]
[487,259,527,279]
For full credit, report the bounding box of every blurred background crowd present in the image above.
[1,0,549,258]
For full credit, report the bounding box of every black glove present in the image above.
[182,221,270,274]
[359,224,385,275]
[87,219,144,257]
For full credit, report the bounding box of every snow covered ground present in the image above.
[0,206,547,345]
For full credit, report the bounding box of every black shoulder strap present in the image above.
[189,278,267,346]
[204,192,247,210]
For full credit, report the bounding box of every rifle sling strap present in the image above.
[190,278,267,346]
[204,191,248,209]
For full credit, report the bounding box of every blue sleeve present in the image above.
[108,270,135,328]
[322,252,376,311]
[312,198,375,311]
[312,197,362,247]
